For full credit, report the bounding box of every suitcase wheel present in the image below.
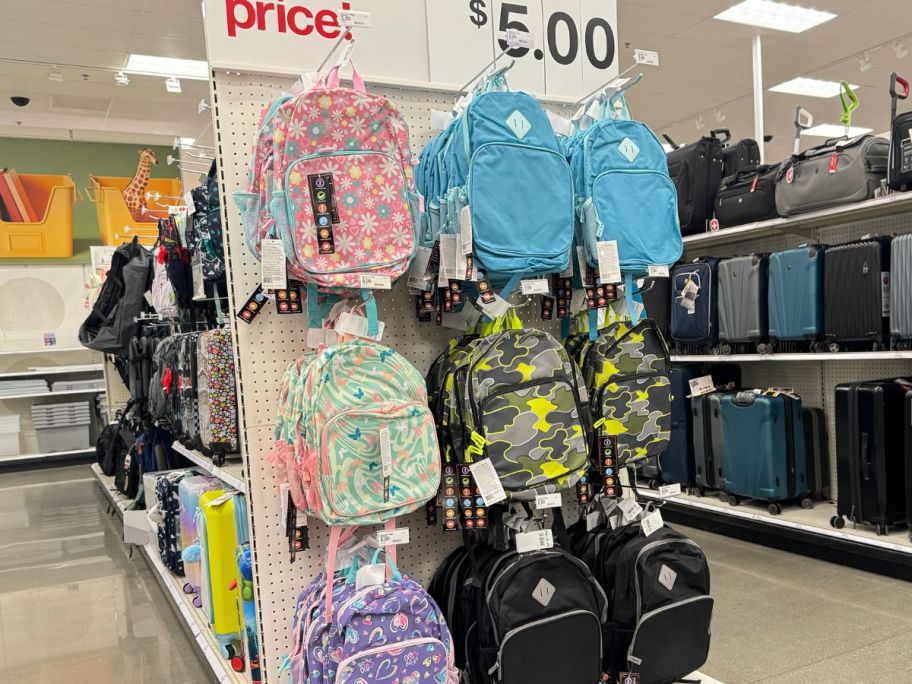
[830,515,846,530]
[693,486,705,498]
[877,524,888,536]
[647,479,659,490]
[822,486,832,501]
[710,345,722,355]
[800,497,813,510]
[720,344,732,356]
[872,341,882,352]
[828,342,840,353]
[727,494,740,506]
[182,582,194,594]
[231,655,245,672]
[718,491,729,504]
[768,502,783,516]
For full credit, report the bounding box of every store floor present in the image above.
[2,466,912,683]
[0,464,210,683]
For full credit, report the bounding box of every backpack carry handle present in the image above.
[890,72,910,122]
[325,63,367,94]
[839,81,859,134]
[662,134,679,151]
[710,128,732,145]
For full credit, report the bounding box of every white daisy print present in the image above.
[331,129,345,143]
[388,116,406,135]
[379,184,397,202]
[359,214,379,234]
[391,225,411,247]
[380,157,400,177]
[392,211,407,226]
[335,233,355,254]
[353,92,373,109]
[363,196,376,210]
[338,176,353,191]
[350,117,366,135]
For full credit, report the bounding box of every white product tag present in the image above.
[442,311,468,331]
[658,564,678,591]
[209,491,235,507]
[586,510,604,532]
[280,483,290,521]
[407,246,433,291]
[355,563,386,590]
[632,301,645,320]
[376,527,410,546]
[596,240,622,284]
[586,98,602,120]
[461,302,483,328]
[532,578,556,607]
[570,289,588,315]
[144,291,154,307]
[358,274,392,290]
[546,109,572,137]
[634,49,660,66]
[535,493,562,509]
[561,249,574,278]
[618,497,643,522]
[641,508,664,537]
[882,272,891,317]
[468,459,507,506]
[515,529,554,553]
[503,28,534,49]
[688,375,716,398]
[306,327,338,348]
[680,278,699,313]
[123,510,150,546]
[184,191,195,213]
[191,257,206,301]
[520,278,550,296]
[379,426,392,477]
[261,239,287,291]
[339,8,371,27]
[459,205,473,255]
[440,234,466,281]
[647,264,669,278]
[609,514,620,530]
[430,109,453,131]
[336,312,385,342]
[576,245,589,281]
[658,483,682,498]
[478,293,511,319]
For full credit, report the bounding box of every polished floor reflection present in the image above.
[0,465,211,683]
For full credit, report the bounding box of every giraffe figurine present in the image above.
[122,147,158,222]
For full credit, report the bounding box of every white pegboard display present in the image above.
[210,69,576,683]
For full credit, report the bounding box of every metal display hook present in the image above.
[458,48,516,95]
[574,62,641,107]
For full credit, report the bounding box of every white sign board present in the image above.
[203,0,619,99]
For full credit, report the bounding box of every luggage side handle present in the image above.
[861,432,872,481]
[890,72,910,123]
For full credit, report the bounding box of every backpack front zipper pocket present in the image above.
[335,637,450,684]
[496,610,602,683]
[476,377,589,495]
[597,372,672,466]
[319,401,440,519]
[627,595,714,683]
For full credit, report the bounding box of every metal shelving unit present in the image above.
[672,351,912,363]
[0,388,106,400]
[171,442,247,493]
[0,364,103,379]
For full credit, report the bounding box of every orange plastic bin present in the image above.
[0,174,75,258]
[89,176,183,246]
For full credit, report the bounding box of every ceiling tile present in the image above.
[126,35,208,62]
[617,3,705,38]
[50,94,112,112]
[4,1,140,31]
[137,14,205,42]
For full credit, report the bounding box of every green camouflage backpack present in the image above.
[463,329,591,499]
[582,319,671,468]
[426,335,479,466]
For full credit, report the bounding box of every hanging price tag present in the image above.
[339,8,372,27]
[468,459,507,506]
[359,274,392,289]
[658,483,682,498]
[647,264,669,278]
[459,206,473,256]
[261,239,287,291]
[688,375,716,398]
[408,246,433,291]
[641,508,664,537]
[515,529,554,553]
[596,240,622,284]
[503,28,534,49]
[376,527,410,546]
[634,49,660,66]
[521,279,550,295]
[535,493,562,509]
[618,497,643,522]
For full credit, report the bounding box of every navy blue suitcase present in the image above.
[670,258,720,354]
[721,391,811,514]
[660,364,741,489]
[768,245,826,352]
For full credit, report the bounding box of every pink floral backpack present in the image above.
[270,65,419,332]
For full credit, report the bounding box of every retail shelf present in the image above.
[0,364,103,379]
[0,388,106,400]
[672,351,912,363]
[171,441,247,493]
[683,192,912,249]
[0,447,95,464]
[0,347,87,356]
[91,463,248,684]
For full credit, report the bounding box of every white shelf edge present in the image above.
[682,192,912,249]
[0,365,103,379]
[90,464,247,684]
[171,441,247,493]
[1,447,95,463]
[0,388,107,400]
[671,352,912,363]
[638,489,912,555]
[0,347,89,356]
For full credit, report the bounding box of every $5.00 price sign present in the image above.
[428,0,619,99]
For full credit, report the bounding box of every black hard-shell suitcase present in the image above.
[802,407,830,500]
[823,238,891,351]
[714,164,779,229]
[692,392,731,493]
[833,381,907,535]
[888,72,912,192]
[717,254,769,353]
[905,385,912,541]
[666,135,724,235]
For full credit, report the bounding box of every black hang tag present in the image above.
[274,280,303,315]
[617,673,640,684]
[585,264,597,288]
[427,239,441,280]
[553,275,572,319]
[465,253,474,281]
[441,464,459,531]
[477,277,495,304]
[460,464,488,532]
[599,435,620,498]
[576,471,591,504]
[426,499,439,527]
[541,295,554,320]
[416,292,434,322]
[236,285,268,324]
[309,173,339,254]
[587,284,618,310]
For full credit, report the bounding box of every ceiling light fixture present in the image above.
[802,123,873,138]
[770,77,860,98]
[47,66,63,82]
[165,77,182,94]
[114,71,130,87]
[126,54,208,80]
[859,52,872,72]
[895,42,909,60]
[714,0,836,33]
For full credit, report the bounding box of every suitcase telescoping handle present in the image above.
[890,72,910,123]
[710,128,732,145]
[793,106,814,155]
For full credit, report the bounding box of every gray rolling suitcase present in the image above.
[891,233,912,348]
[718,254,770,354]
[692,392,729,494]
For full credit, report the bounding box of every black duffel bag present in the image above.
[714,164,780,229]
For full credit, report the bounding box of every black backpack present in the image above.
[148,337,181,426]
[665,134,724,236]
[114,436,141,498]
[79,237,153,356]
[473,548,607,684]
